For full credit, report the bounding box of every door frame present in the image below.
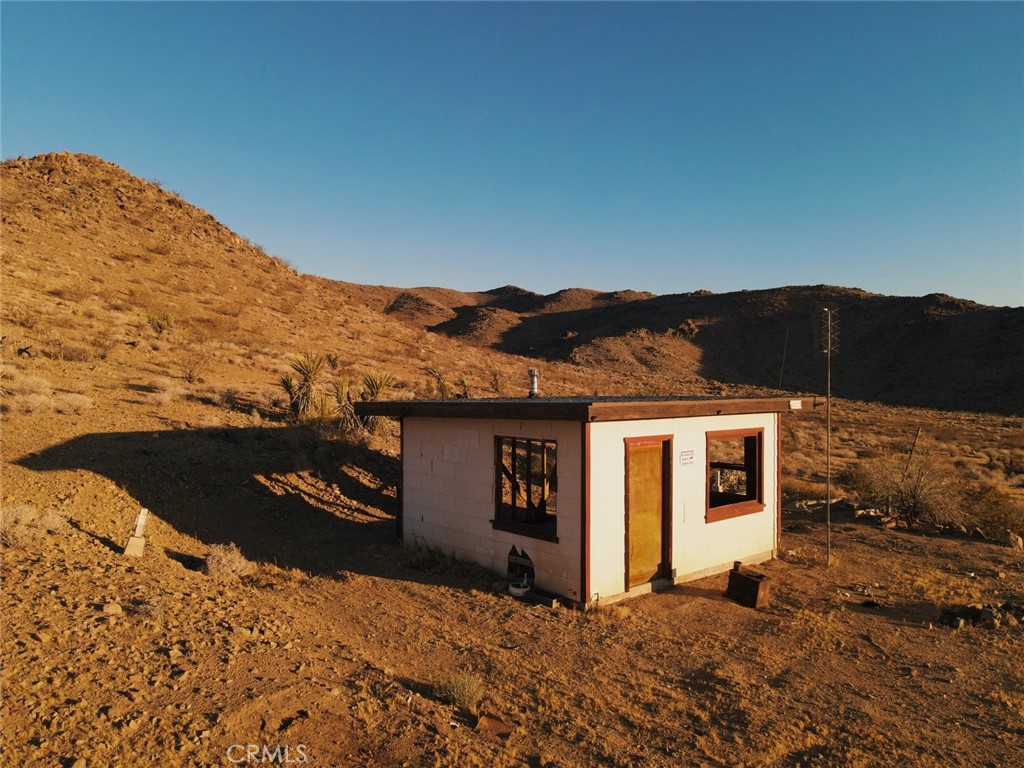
[623,435,673,592]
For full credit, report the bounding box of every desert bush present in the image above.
[54,393,94,414]
[147,312,175,337]
[963,483,1024,538]
[400,543,452,574]
[10,374,52,396]
[148,377,186,404]
[202,386,242,409]
[781,475,829,501]
[59,343,94,363]
[181,345,212,383]
[847,447,968,528]
[203,543,255,580]
[7,304,39,329]
[94,333,120,361]
[434,671,486,713]
[50,282,91,302]
[126,597,166,618]
[13,394,54,414]
[0,505,63,548]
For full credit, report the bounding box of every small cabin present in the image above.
[355,396,820,606]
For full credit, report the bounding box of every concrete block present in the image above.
[123,536,146,558]
[443,444,468,463]
[454,429,480,448]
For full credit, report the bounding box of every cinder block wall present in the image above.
[402,417,583,601]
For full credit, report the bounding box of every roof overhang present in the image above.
[354,395,824,422]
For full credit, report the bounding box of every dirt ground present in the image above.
[2,386,1023,767]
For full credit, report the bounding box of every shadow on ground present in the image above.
[17,425,410,580]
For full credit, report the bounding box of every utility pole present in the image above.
[819,307,839,567]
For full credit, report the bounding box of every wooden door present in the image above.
[626,439,669,588]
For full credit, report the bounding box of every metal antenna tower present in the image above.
[818,306,839,567]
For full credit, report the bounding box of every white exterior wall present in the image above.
[401,416,583,601]
[588,413,779,602]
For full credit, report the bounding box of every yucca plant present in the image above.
[359,371,395,433]
[361,370,395,401]
[427,364,449,400]
[291,352,326,417]
[279,373,298,417]
[489,370,504,396]
[278,352,327,419]
[331,376,360,431]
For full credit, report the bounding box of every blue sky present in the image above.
[3,2,1022,307]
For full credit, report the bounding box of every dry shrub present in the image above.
[7,304,39,329]
[400,543,453,575]
[147,377,186,404]
[60,344,94,363]
[181,346,212,383]
[588,602,634,626]
[94,334,120,361]
[203,543,255,580]
[846,447,968,528]
[16,375,53,395]
[147,312,175,336]
[54,393,94,414]
[50,282,91,302]
[964,483,1024,538]
[435,671,486,713]
[126,597,166,618]
[0,505,63,548]
[781,475,829,501]
[13,393,53,414]
[202,386,242,409]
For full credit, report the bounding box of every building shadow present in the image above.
[17,425,403,579]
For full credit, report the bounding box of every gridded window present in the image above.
[706,429,764,522]
[493,437,558,541]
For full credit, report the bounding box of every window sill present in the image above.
[491,519,559,543]
[705,500,765,523]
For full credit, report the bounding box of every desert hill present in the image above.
[2,151,1024,767]
[391,283,1023,415]
[0,152,615,401]
[4,151,1020,413]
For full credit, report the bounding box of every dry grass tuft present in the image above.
[54,393,94,414]
[12,393,54,414]
[0,505,64,548]
[14,375,53,396]
[781,475,830,501]
[203,542,256,580]
[435,671,486,713]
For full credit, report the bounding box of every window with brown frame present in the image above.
[706,428,764,522]
[493,436,558,542]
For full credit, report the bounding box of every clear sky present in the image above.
[3,2,1022,307]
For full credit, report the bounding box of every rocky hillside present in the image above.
[384,283,1024,415]
[3,151,1021,413]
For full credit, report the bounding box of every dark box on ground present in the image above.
[726,561,771,609]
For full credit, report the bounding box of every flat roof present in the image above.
[354,395,824,422]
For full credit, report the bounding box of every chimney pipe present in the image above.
[528,368,539,398]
